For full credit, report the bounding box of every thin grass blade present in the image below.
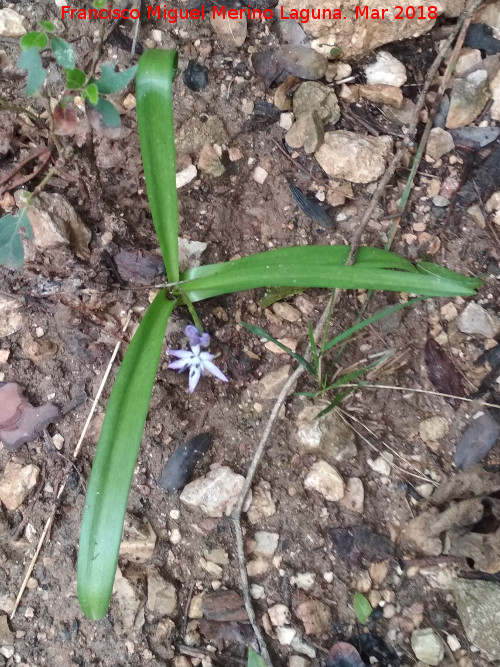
[240,321,315,375]
[136,50,179,282]
[77,293,176,619]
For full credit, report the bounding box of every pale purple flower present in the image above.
[185,325,210,348]
[168,327,228,393]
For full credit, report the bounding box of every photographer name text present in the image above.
[62,4,439,23]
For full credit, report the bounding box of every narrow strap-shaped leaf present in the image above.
[136,50,179,282]
[180,246,482,301]
[322,296,427,353]
[77,293,176,619]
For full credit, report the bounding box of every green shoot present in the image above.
[353,591,373,625]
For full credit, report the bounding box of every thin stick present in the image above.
[338,382,500,409]
[73,312,131,459]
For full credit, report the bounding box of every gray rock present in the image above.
[0,295,25,337]
[256,365,292,400]
[112,568,145,632]
[304,460,345,501]
[291,405,357,463]
[382,98,416,126]
[285,112,324,154]
[453,579,500,660]
[180,465,247,517]
[197,143,225,178]
[147,569,177,616]
[315,131,392,184]
[178,237,207,273]
[457,302,500,338]
[0,615,13,645]
[426,128,455,161]
[276,45,328,80]
[446,70,490,129]
[340,477,364,513]
[419,416,449,444]
[411,628,445,665]
[246,480,276,524]
[15,191,91,260]
[176,115,228,155]
[0,8,26,37]
[293,81,340,124]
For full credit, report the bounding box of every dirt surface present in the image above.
[1,2,500,667]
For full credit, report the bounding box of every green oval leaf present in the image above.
[51,35,76,69]
[39,20,56,33]
[136,50,179,283]
[77,293,176,619]
[20,31,48,50]
[96,62,138,94]
[17,47,47,96]
[65,67,86,90]
[0,210,33,269]
[353,591,372,625]
[86,97,121,137]
[83,82,99,105]
[93,0,107,8]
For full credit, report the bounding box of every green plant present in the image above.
[66,49,483,619]
[0,6,137,269]
[353,591,373,625]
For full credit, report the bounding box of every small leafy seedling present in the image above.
[353,591,373,625]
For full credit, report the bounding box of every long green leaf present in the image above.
[136,50,179,282]
[77,293,176,619]
[180,246,482,301]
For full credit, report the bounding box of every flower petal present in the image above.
[201,359,229,383]
[188,361,202,393]
[185,325,201,340]
[168,359,190,371]
[199,351,215,361]
[199,332,210,347]
[167,349,193,359]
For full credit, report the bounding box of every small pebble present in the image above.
[253,166,268,184]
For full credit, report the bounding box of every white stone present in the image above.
[246,480,277,524]
[253,531,280,557]
[268,603,291,627]
[289,657,310,667]
[176,165,197,189]
[0,463,40,510]
[364,51,407,87]
[367,454,392,476]
[291,635,316,658]
[272,302,301,322]
[253,166,268,184]
[447,634,461,652]
[280,112,294,130]
[411,628,445,666]
[276,626,297,645]
[454,48,482,76]
[290,572,316,591]
[0,9,26,37]
[0,295,25,337]
[180,465,246,517]
[304,461,345,501]
[250,584,264,599]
